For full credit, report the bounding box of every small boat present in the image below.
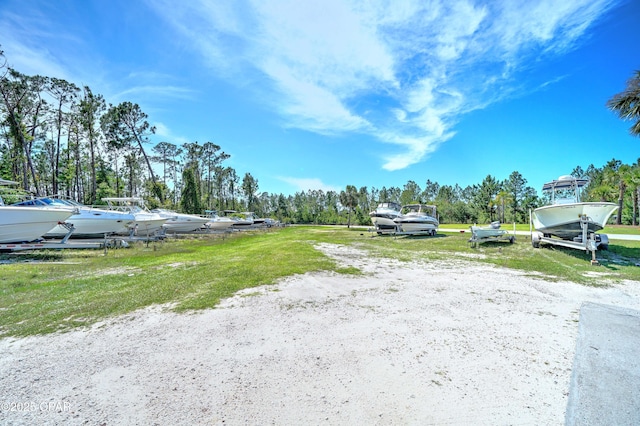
[102,197,168,236]
[470,221,507,239]
[203,210,235,231]
[532,175,618,240]
[469,221,515,247]
[393,204,439,235]
[369,201,402,231]
[12,197,135,238]
[151,208,210,233]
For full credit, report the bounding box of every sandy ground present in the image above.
[1,243,639,425]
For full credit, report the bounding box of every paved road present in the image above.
[565,303,640,425]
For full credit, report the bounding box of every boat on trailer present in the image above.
[12,197,135,238]
[151,208,210,233]
[532,175,617,241]
[393,204,439,236]
[203,210,235,231]
[531,175,618,264]
[369,201,402,231]
[102,197,169,236]
[469,221,515,247]
[0,179,75,243]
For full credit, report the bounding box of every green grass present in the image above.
[0,229,355,337]
[1,225,639,338]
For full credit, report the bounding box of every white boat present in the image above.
[470,221,507,239]
[369,201,402,230]
[468,221,515,247]
[532,175,618,240]
[393,204,439,235]
[151,208,209,233]
[102,197,168,236]
[11,197,135,238]
[224,210,254,228]
[244,212,266,227]
[203,210,235,231]
[0,179,75,243]
[0,205,74,243]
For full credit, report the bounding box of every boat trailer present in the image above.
[0,223,129,253]
[531,214,609,265]
[370,225,437,237]
[468,230,515,248]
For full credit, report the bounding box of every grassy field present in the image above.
[1,225,639,338]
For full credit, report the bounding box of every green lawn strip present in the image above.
[0,229,347,337]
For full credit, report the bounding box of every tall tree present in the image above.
[78,86,105,203]
[201,141,229,207]
[423,179,440,202]
[601,159,626,225]
[46,77,79,195]
[0,68,44,192]
[339,185,359,228]
[472,175,501,222]
[400,180,422,205]
[241,172,259,212]
[180,167,201,214]
[102,102,160,199]
[607,70,640,138]
[503,171,529,223]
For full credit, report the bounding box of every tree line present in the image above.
[2,49,639,226]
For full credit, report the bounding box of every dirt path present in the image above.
[1,243,639,425]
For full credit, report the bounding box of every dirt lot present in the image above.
[2,243,639,425]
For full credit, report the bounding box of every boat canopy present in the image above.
[376,201,401,209]
[402,204,437,216]
[541,176,589,191]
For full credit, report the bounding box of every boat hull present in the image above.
[393,217,438,233]
[0,207,73,243]
[162,215,210,232]
[370,214,399,230]
[163,218,210,233]
[369,202,402,230]
[532,202,618,240]
[130,217,168,236]
[470,227,506,239]
[45,210,135,238]
[207,218,235,230]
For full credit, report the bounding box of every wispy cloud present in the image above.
[3,0,618,172]
[277,176,341,193]
[153,122,192,146]
[0,9,75,80]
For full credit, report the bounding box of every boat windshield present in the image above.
[553,188,579,204]
[13,197,69,207]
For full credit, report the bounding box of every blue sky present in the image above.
[1,0,639,196]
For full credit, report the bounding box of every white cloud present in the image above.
[153,122,191,146]
[277,177,341,193]
[5,0,616,173]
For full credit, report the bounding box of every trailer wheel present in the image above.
[509,236,515,244]
[599,243,609,251]
[531,233,540,248]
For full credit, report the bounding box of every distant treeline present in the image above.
[1,50,637,225]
